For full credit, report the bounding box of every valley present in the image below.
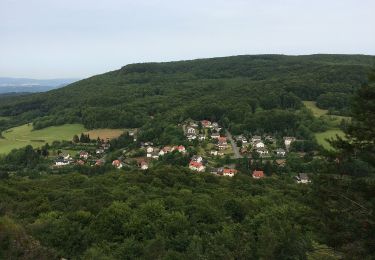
[0,55,373,259]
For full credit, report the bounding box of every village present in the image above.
[51,120,310,183]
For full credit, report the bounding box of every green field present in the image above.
[0,124,87,154]
[303,101,348,149]
[315,129,345,150]
[303,101,328,117]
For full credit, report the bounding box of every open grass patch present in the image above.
[0,123,87,154]
[303,101,328,117]
[315,129,345,150]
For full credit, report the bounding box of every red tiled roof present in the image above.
[189,161,203,168]
[223,168,238,174]
[112,160,121,167]
[252,170,264,178]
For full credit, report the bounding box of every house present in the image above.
[112,160,123,169]
[189,161,205,172]
[284,137,296,147]
[102,143,110,150]
[128,131,135,136]
[210,150,218,156]
[159,146,172,156]
[254,141,265,149]
[140,161,149,170]
[191,155,203,163]
[222,168,238,177]
[186,127,196,135]
[235,135,247,144]
[59,153,71,161]
[187,133,197,141]
[211,132,220,139]
[251,135,262,143]
[201,120,212,128]
[217,137,228,150]
[146,146,154,154]
[275,159,286,167]
[252,170,265,179]
[96,148,104,155]
[256,147,269,156]
[55,158,70,166]
[275,148,286,157]
[79,151,89,160]
[212,122,219,128]
[176,145,186,153]
[198,134,206,141]
[95,159,105,166]
[296,173,310,184]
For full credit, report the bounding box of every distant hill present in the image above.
[0,54,374,132]
[0,77,79,93]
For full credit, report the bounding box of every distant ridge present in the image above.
[0,77,79,93]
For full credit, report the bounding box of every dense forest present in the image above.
[0,56,374,259]
[0,54,373,134]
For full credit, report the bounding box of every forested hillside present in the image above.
[0,57,374,259]
[0,54,373,133]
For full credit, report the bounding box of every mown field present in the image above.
[303,101,347,150]
[84,128,125,140]
[0,124,87,154]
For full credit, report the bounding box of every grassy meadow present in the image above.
[303,101,328,117]
[315,129,346,150]
[0,123,87,154]
[303,101,348,150]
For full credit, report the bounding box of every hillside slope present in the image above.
[0,54,373,131]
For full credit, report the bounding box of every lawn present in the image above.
[315,129,345,150]
[0,123,87,154]
[303,101,328,117]
[84,128,126,140]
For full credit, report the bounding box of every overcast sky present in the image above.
[1,0,374,79]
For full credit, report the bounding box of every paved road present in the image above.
[225,130,243,159]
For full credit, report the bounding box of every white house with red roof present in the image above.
[140,161,149,170]
[79,151,89,159]
[223,168,238,177]
[159,146,172,156]
[252,170,264,179]
[175,145,186,153]
[201,120,212,128]
[112,160,123,169]
[189,161,205,172]
[217,137,228,150]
